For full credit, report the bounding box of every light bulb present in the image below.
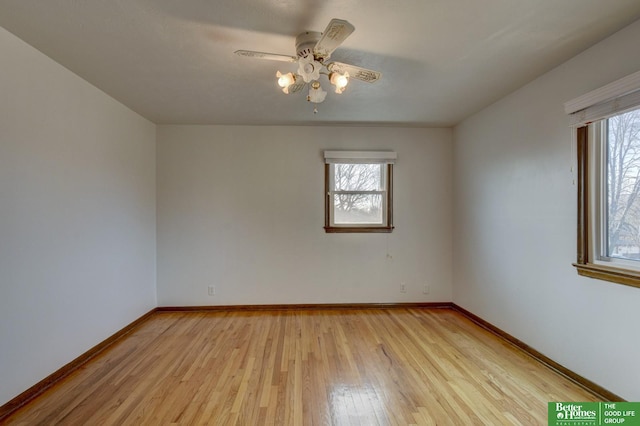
[276,71,295,94]
[330,72,349,94]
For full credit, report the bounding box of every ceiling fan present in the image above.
[235,18,382,108]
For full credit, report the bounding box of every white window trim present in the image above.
[324,150,397,164]
[565,70,640,115]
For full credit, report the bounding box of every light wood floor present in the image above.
[5,308,598,425]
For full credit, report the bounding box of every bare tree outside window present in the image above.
[333,163,384,224]
[607,109,640,259]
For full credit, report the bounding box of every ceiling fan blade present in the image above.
[328,62,382,83]
[234,50,298,63]
[313,19,355,60]
[288,81,307,94]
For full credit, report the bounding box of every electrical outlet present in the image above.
[400,283,407,293]
[208,285,216,296]
[423,284,430,294]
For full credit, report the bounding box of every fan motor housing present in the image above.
[295,31,322,59]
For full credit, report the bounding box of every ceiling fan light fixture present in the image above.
[276,71,296,94]
[238,19,381,111]
[307,81,327,103]
[330,71,349,94]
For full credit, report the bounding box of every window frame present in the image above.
[574,119,640,289]
[570,70,640,289]
[324,161,394,233]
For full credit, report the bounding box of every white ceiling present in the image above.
[2,1,640,126]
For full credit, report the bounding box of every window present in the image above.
[570,70,640,288]
[598,110,640,262]
[324,151,395,233]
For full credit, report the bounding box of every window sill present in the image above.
[573,262,640,289]
[324,226,394,234]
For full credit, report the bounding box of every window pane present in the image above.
[334,163,383,191]
[333,194,383,224]
[606,109,640,260]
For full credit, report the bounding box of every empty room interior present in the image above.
[2,1,640,424]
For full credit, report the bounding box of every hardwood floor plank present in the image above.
[4,308,600,425]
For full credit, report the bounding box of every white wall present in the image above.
[453,19,640,400]
[157,125,452,306]
[0,27,157,405]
